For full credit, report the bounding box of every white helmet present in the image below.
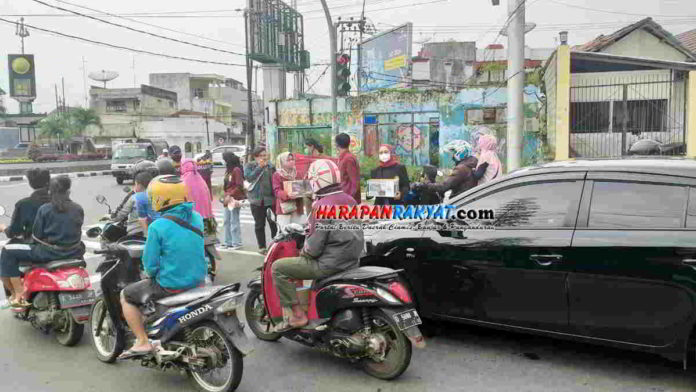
[307,159,341,193]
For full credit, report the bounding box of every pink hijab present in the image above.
[180,158,213,219]
[476,134,502,185]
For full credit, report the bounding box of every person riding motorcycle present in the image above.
[271,159,365,331]
[411,140,488,199]
[0,176,85,308]
[110,160,159,236]
[118,175,207,359]
[0,168,51,307]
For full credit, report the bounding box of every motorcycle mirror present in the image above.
[95,195,106,204]
[123,186,132,193]
[0,205,5,216]
[86,227,102,238]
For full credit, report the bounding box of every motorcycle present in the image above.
[88,239,251,392]
[92,193,217,282]
[627,138,685,156]
[0,205,95,346]
[244,223,425,380]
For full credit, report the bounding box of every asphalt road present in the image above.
[0,174,695,391]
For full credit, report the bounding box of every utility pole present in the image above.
[204,104,210,147]
[81,57,88,107]
[15,18,29,54]
[61,77,66,114]
[319,0,338,136]
[244,7,255,160]
[506,0,525,172]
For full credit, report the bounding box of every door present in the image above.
[569,173,696,346]
[420,173,584,331]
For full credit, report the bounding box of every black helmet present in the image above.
[132,159,158,177]
[155,157,176,175]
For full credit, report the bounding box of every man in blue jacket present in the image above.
[119,175,207,359]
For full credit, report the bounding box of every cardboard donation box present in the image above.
[283,180,312,198]
[367,178,399,198]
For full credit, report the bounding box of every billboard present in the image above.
[247,0,309,71]
[358,23,412,92]
[8,54,36,102]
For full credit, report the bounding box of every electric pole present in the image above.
[244,7,255,161]
[506,0,525,172]
[15,18,29,54]
[319,0,338,136]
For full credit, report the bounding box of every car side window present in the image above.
[684,187,696,228]
[589,181,687,229]
[461,180,583,228]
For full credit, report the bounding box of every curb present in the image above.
[0,170,113,183]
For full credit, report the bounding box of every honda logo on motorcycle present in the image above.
[178,304,213,323]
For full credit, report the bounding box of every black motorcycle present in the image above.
[87,238,251,392]
[244,224,425,380]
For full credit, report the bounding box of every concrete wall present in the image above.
[603,29,690,62]
[149,73,192,111]
[267,87,543,171]
[423,42,476,87]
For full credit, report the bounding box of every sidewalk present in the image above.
[0,169,113,183]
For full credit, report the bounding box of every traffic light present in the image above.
[336,53,351,96]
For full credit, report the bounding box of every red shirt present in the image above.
[338,150,361,204]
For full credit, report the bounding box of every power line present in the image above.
[547,0,696,18]
[0,17,248,67]
[304,0,450,20]
[0,13,242,19]
[29,0,246,56]
[52,0,246,49]
[306,65,331,92]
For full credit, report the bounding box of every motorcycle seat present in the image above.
[314,266,400,288]
[18,259,86,272]
[156,285,224,307]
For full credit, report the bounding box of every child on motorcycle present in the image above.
[271,159,365,331]
[133,171,160,235]
[119,175,207,359]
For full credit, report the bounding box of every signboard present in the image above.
[8,54,36,101]
[358,23,412,92]
[248,0,309,71]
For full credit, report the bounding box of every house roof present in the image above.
[677,28,696,55]
[573,17,696,61]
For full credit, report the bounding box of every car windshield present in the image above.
[113,146,148,159]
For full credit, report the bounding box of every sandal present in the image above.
[118,347,153,360]
[10,298,30,308]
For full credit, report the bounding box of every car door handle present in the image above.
[530,254,563,266]
[683,259,696,266]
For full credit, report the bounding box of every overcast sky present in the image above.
[1,0,695,114]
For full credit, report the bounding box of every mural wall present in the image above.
[268,86,543,172]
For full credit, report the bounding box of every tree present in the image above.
[39,114,70,149]
[70,107,102,135]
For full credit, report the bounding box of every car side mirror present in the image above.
[95,195,106,204]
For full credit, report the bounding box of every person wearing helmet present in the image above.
[119,175,207,359]
[111,160,158,236]
[158,148,169,160]
[271,159,364,331]
[155,156,176,175]
[168,145,183,174]
[411,140,488,199]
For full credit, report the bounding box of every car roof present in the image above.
[508,157,696,179]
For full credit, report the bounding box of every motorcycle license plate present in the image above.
[392,309,422,331]
[59,290,96,308]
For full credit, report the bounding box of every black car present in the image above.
[361,158,696,367]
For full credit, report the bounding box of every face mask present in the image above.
[379,153,390,163]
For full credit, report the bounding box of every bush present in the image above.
[36,154,58,162]
[0,158,33,164]
[27,144,42,162]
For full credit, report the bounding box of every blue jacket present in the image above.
[143,202,206,290]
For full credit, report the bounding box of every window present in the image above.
[462,180,583,228]
[570,102,610,133]
[196,142,202,153]
[589,181,687,229]
[106,100,127,112]
[185,142,192,153]
[613,99,667,133]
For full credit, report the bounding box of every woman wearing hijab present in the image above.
[222,152,246,250]
[272,152,305,230]
[179,158,215,233]
[475,134,502,185]
[369,144,410,206]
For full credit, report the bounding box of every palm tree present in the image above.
[70,107,102,136]
[39,114,70,149]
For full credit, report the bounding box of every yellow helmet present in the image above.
[147,175,189,212]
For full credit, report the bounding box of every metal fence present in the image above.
[569,71,688,158]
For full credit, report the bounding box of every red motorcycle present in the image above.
[0,205,95,346]
[244,224,425,380]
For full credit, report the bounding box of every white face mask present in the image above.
[379,153,390,163]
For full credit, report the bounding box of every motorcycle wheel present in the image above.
[89,297,125,363]
[54,308,84,347]
[188,322,243,392]
[244,289,281,342]
[361,310,412,380]
[116,177,124,185]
